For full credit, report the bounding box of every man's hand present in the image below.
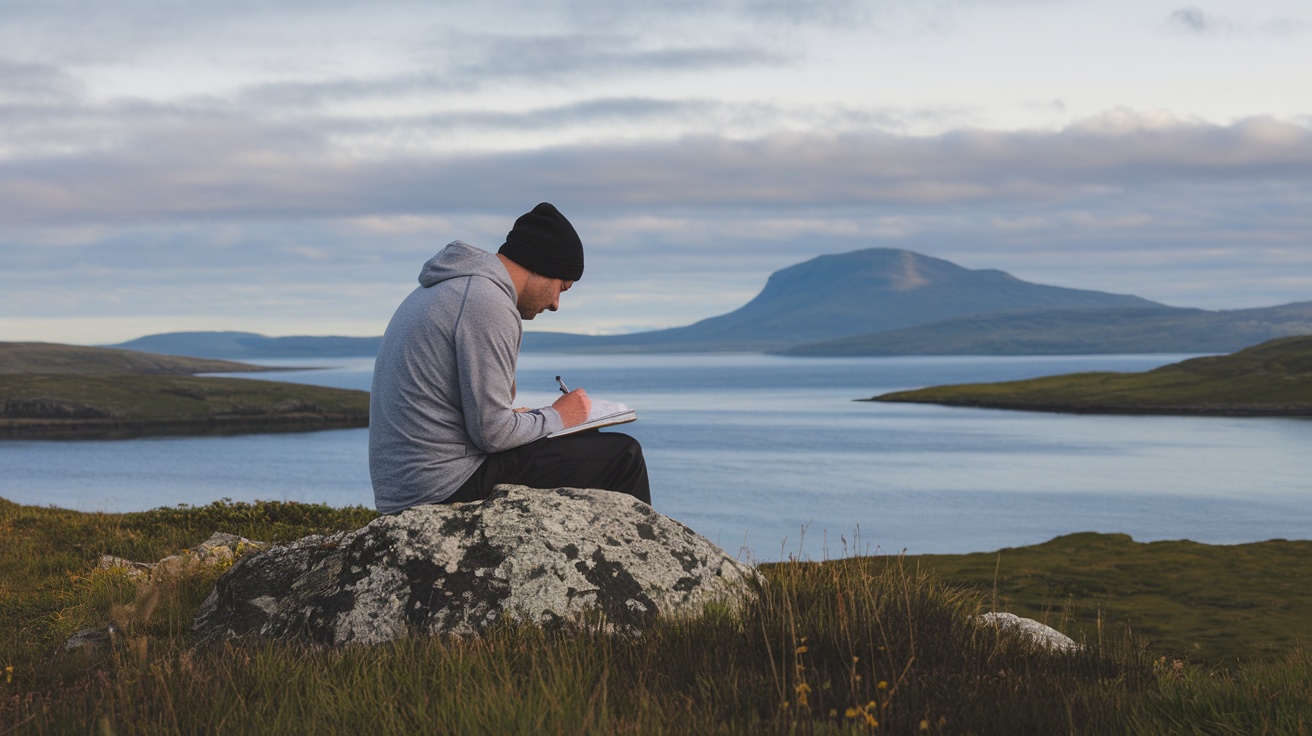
[552,388,591,428]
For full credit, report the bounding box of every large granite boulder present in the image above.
[193,485,760,646]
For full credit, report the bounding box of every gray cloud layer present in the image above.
[3,0,1310,340]
[1,103,1308,225]
[240,35,790,107]
[5,93,1308,330]
[1165,6,1307,36]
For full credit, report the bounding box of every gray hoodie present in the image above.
[369,241,564,513]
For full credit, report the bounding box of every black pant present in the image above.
[446,431,651,505]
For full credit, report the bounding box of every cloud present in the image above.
[1258,17,1308,35]
[0,58,85,103]
[1166,7,1214,34]
[458,33,788,81]
[1164,6,1307,36]
[742,0,873,27]
[0,0,844,76]
[241,34,789,107]
[1,108,1308,226]
[4,105,1310,332]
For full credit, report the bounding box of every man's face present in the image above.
[517,272,573,320]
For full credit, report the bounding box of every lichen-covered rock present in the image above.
[193,485,760,646]
[976,612,1080,653]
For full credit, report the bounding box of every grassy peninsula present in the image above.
[869,335,1312,416]
[0,342,370,439]
[2,497,1308,734]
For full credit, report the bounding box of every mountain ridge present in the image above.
[99,247,1307,358]
[780,302,1312,356]
[520,248,1164,353]
[110,331,383,360]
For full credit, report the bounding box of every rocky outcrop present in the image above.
[65,532,266,652]
[96,532,267,582]
[193,486,760,646]
[976,612,1080,653]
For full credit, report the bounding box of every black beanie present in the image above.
[497,202,584,281]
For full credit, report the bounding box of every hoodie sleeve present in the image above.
[453,277,564,452]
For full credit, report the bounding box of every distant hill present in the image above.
[868,335,1312,417]
[525,248,1163,353]
[781,302,1312,356]
[0,342,280,375]
[1,342,369,439]
[108,331,382,360]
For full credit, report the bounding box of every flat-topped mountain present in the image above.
[526,248,1164,352]
[648,248,1160,346]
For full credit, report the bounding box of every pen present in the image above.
[555,375,569,394]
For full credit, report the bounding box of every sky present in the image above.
[1,0,1310,344]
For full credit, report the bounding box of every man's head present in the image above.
[498,203,584,282]
[497,203,583,320]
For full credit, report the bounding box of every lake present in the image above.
[2,353,1310,560]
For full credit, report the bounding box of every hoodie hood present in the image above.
[418,241,515,299]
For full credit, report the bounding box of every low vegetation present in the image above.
[905,532,1312,667]
[3,497,1308,734]
[0,342,369,438]
[871,335,1312,416]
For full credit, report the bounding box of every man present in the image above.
[369,202,651,513]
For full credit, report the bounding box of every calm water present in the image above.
[3,353,1310,560]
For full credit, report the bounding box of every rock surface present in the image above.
[193,486,760,646]
[976,612,1081,653]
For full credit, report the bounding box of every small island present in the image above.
[0,342,370,439]
[867,335,1312,417]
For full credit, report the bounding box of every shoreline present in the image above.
[864,395,1312,418]
[0,412,369,440]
